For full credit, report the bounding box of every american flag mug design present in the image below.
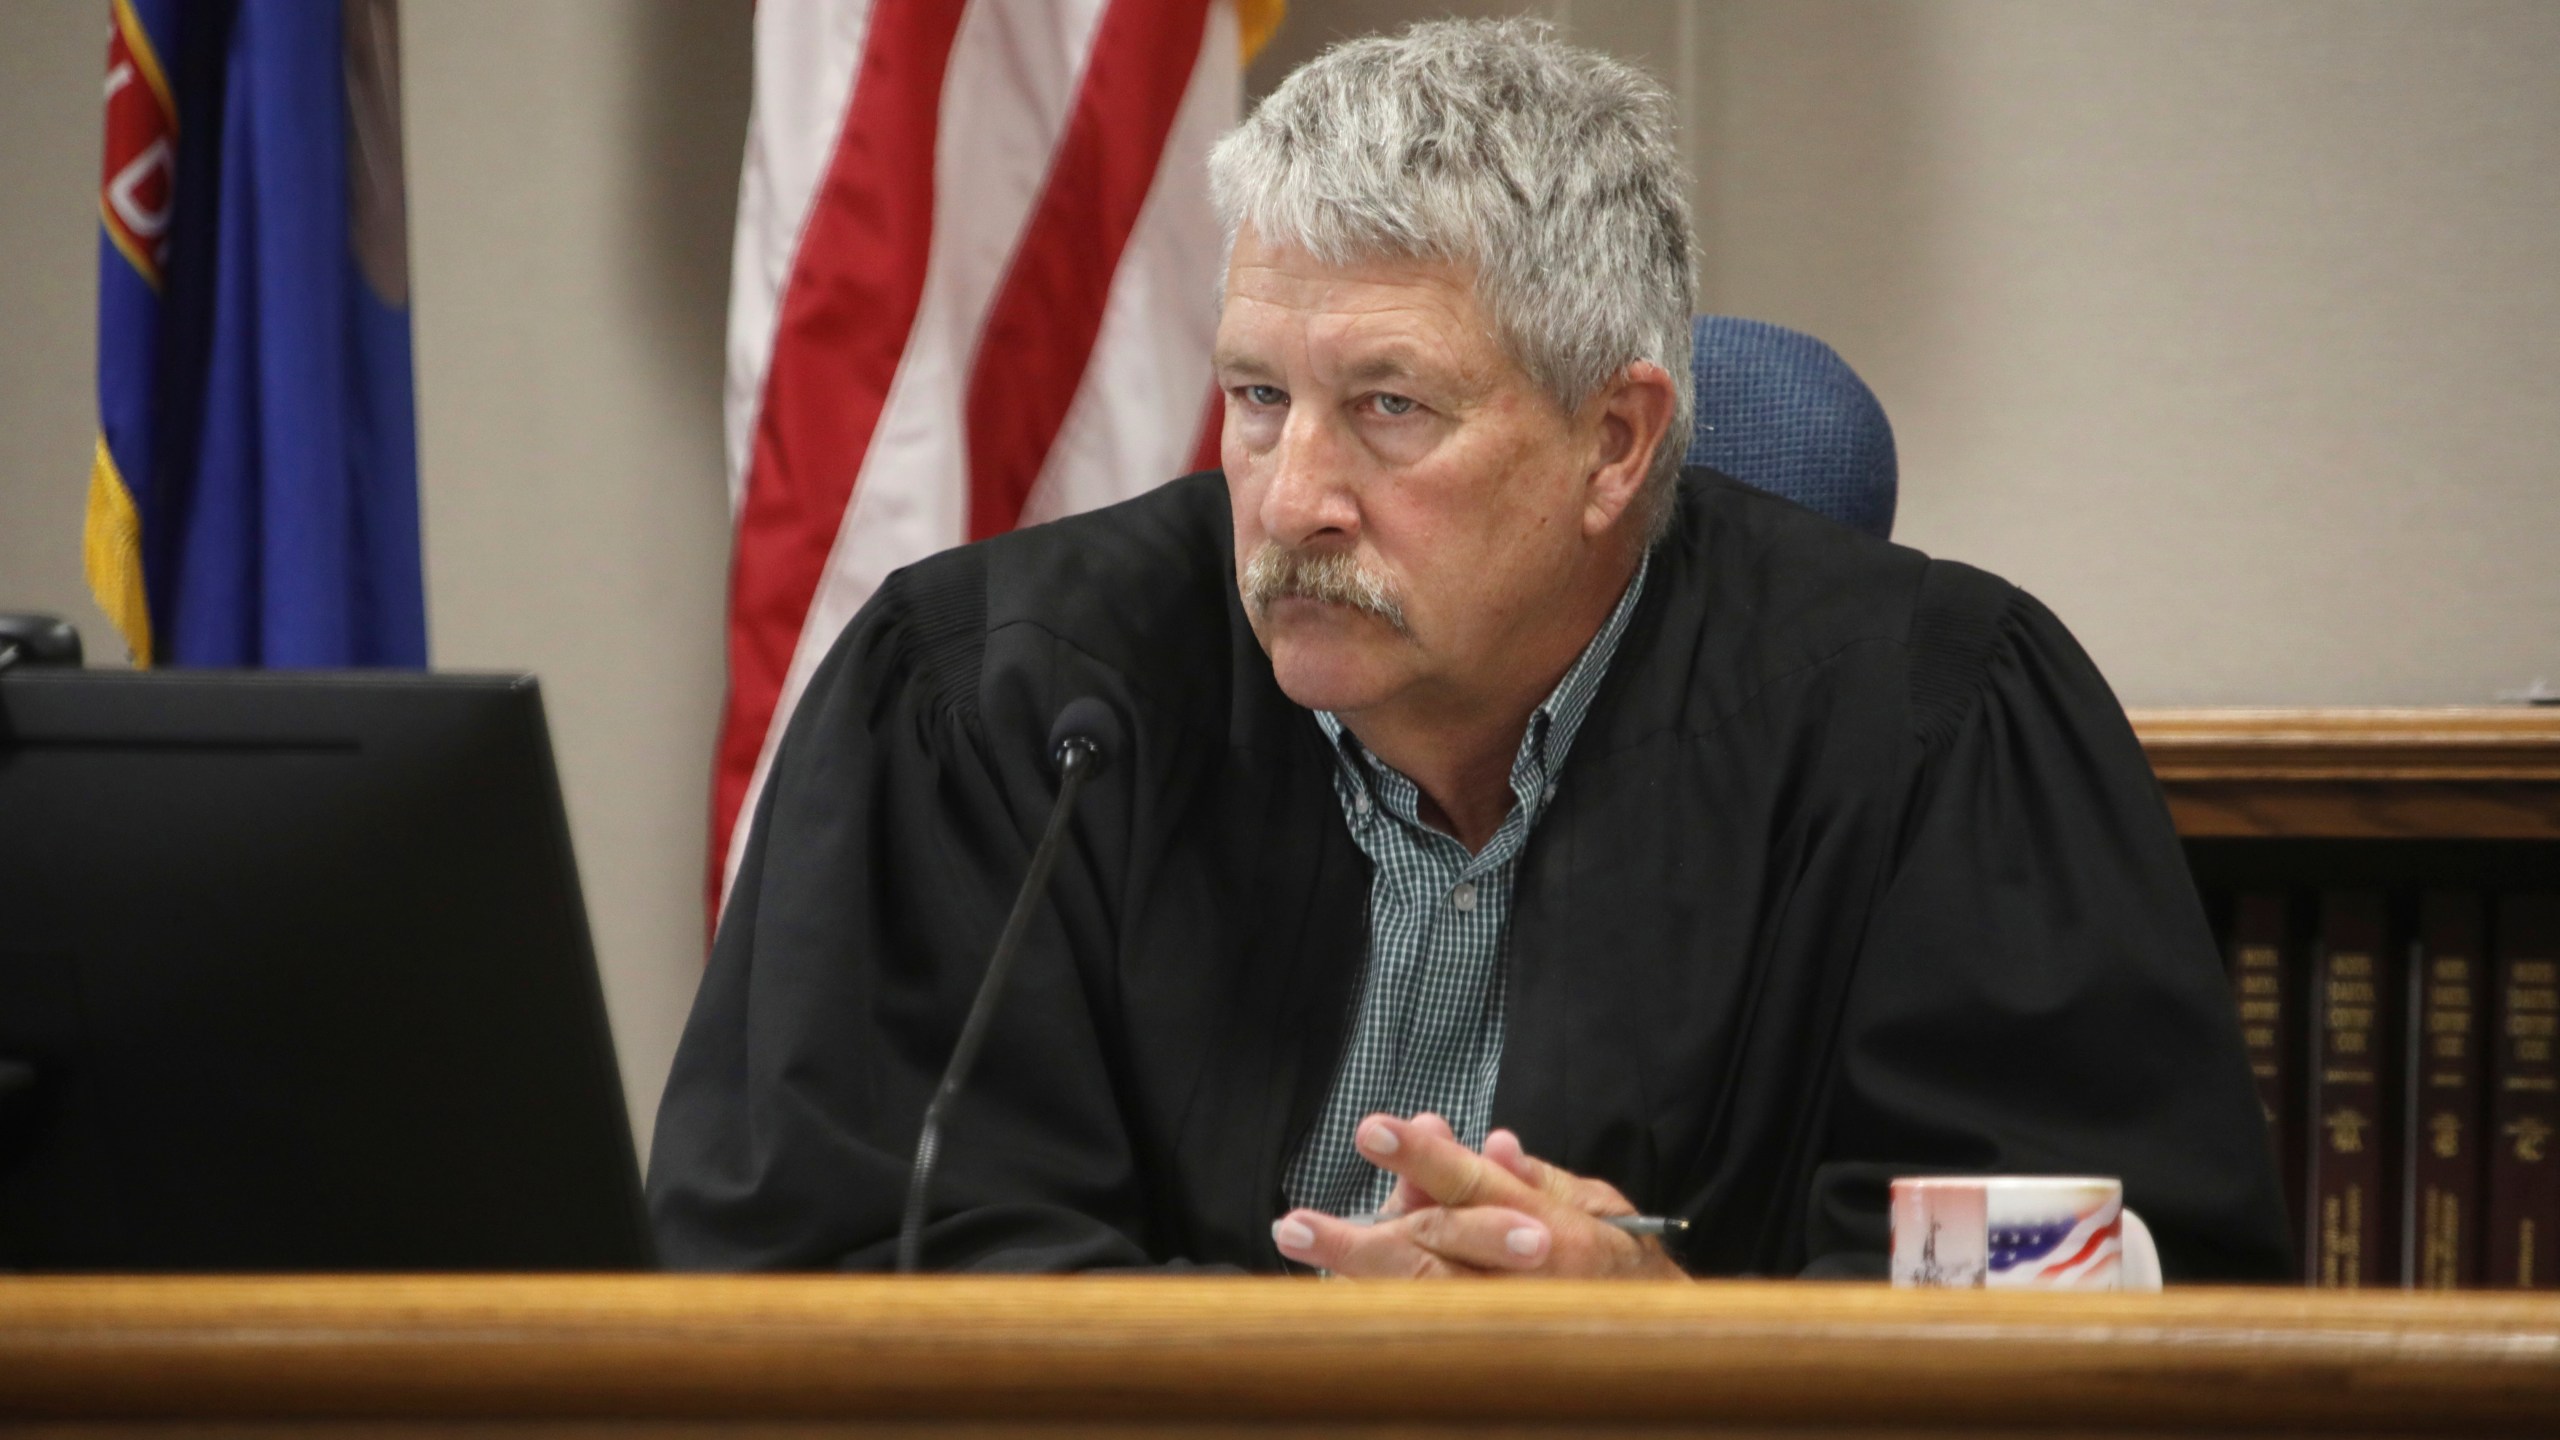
[1889,1176,2124,1290]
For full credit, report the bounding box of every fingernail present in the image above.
[1506,1226,1546,1257]
[1361,1122,1399,1155]
[1272,1218,1315,1252]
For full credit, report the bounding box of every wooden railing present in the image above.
[4,1276,2559,1436]
[2131,707,2560,838]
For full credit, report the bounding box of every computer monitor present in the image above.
[0,668,652,1270]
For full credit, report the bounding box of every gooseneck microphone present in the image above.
[896,696,1123,1273]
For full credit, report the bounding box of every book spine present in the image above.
[2487,894,2560,1289]
[2403,892,2485,1289]
[2307,891,2390,1288]
[2226,892,2298,1270]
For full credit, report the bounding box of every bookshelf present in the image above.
[2132,708,2560,1291]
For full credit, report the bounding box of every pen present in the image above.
[1345,1211,1688,1238]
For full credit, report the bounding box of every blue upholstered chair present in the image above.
[1683,315,1897,541]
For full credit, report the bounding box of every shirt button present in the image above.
[1354,791,1373,815]
[1542,782,1558,804]
[1450,882,1478,912]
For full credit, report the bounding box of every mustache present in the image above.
[1239,543,1411,636]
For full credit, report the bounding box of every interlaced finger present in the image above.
[1354,1114,1540,1215]
[1379,1112,1459,1218]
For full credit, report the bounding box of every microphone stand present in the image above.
[895,734,1104,1274]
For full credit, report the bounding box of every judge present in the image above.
[649,19,2290,1280]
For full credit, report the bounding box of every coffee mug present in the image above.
[1889,1175,2138,1290]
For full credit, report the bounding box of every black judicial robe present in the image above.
[648,470,2292,1280]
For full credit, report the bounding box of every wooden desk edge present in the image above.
[5,1276,2559,1430]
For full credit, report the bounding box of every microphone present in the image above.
[896,696,1122,1273]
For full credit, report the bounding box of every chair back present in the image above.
[1683,315,1897,540]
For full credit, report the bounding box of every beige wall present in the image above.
[0,10,117,653]
[1684,0,2560,705]
[4,2,2556,1152]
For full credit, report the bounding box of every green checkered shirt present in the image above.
[1285,557,1650,1218]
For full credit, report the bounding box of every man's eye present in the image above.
[1370,393,1419,417]
[1240,384,1287,407]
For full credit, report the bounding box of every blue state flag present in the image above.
[89,0,426,667]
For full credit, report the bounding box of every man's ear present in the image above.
[1581,360,1677,539]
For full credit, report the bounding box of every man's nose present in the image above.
[1258,409,1358,549]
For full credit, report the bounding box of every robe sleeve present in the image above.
[645,566,1162,1271]
[1799,586,2293,1281]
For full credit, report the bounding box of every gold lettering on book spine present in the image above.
[2414,948,2475,1289]
[2320,1188,2364,1288]
[2235,940,2283,1124]
[2327,956,2376,1062]
[2315,946,2379,1288]
[2510,981,2558,1064]
[2421,1188,2463,1289]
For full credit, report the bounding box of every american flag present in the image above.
[710,0,1281,917]
[1988,1192,2124,1288]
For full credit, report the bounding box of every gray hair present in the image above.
[1209,18,1696,541]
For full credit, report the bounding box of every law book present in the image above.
[2224,892,2300,1270]
[2306,890,2392,1288]
[2402,892,2486,1289]
[2486,893,2560,1289]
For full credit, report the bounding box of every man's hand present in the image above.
[1269,1113,1688,1279]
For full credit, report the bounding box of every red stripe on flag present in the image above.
[709,0,968,919]
[2035,1223,2114,1280]
[961,0,1213,541]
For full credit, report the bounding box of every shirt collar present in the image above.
[1529,550,1648,780]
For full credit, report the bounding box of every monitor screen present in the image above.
[0,669,650,1270]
